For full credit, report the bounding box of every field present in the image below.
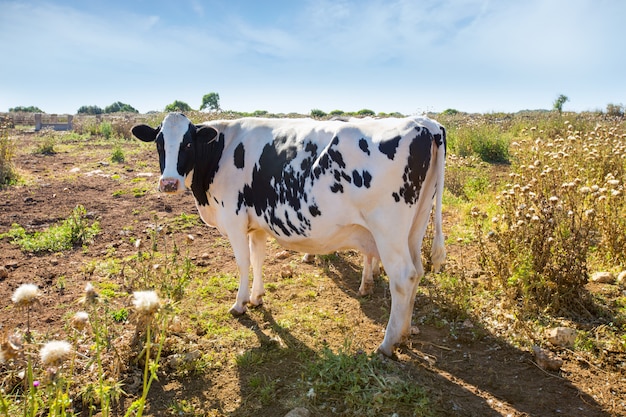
[0,112,625,416]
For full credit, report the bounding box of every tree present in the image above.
[310,109,327,118]
[9,106,43,113]
[553,94,569,114]
[105,101,138,113]
[200,92,220,111]
[357,109,375,116]
[165,100,193,112]
[77,105,103,115]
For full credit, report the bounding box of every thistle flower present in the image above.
[11,284,40,308]
[80,283,99,304]
[132,290,161,316]
[40,340,72,367]
[549,196,559,204]
[71,311,90,331]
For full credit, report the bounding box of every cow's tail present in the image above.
[431,126,446,272]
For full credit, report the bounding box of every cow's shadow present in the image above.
[302,252,610,416]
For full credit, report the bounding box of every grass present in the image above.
[0,205,100,253]
[304,344,433,416]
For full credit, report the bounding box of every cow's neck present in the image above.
[190,133,225,206]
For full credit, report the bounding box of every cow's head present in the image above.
[132,112,218,194]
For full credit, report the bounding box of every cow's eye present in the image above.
[185,143,193,150]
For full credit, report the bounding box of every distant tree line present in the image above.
[8,92,624,118]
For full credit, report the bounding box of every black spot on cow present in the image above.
[392,128,432,205]
[328,137,346,169]
[190,128,222,206]
[352,170,363,187]
[309,204,321,217]
[359,138,370,155]
[234,143,245,169]
[362,171,372,188]
[331,182,344,193]
[378,135,402,160]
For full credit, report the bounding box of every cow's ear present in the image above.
[132,124,159,142]
[195,125,218,144]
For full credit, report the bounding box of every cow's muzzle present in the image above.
[159,178,180,193]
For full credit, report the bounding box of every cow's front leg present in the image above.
[229,233,252,316]
[248,230,267,307]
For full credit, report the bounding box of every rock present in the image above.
[533,345,563,371]
[591,271,614,284]
[280,264,294,278]
[617,271,626,286]
[166,350,201,369]
[302,253,316,263]
[276,250,291,260]
[284,408,310,417]
[546,327,577,347]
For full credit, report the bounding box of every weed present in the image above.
[33,135,56,155]
[99,121,114,139]
[111,145,125,163]
[472,120,626,316]
[0,126,17,187]
[111,307,129,322]
[0,205,100,253]
[305,344,433,416]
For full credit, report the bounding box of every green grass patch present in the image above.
[0,205,100,253]
[305,344,433,416]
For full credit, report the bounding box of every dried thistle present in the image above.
[40,340,72,367]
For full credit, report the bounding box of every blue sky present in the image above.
[1,0,625,115]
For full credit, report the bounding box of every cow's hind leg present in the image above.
[377,249,423,357]
[358,254,376,296]
[249,230,267,307]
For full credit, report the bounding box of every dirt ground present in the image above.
[1,130,624,416]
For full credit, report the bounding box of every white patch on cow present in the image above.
[160,112,190,191]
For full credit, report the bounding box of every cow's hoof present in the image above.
[302,253,315,263]
[229,305,247,317]
[358,285,374,297]
[249,298,264,309]
[376,345,398,360]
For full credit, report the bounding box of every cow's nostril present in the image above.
[160,179,179,193]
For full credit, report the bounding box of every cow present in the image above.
[132,113,446,357]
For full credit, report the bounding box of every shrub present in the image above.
[310,109,327,118]
[0,125,17,186]
[473,121,626,316]
[99,121,113,139]
[111,145,125,163]
[448,123,510,163]
[356,109,375,116]
[33,134,56,155]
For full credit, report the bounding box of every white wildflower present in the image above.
[132,291,161,316]
[40,341,72,367]
[11,284,40,308]
[71,311,90,331]
[607,179,620,187]
[549,196,559,204]
[579,186,591,194]
[80,283,99,304]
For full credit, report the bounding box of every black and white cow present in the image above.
[132,113,446,356]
